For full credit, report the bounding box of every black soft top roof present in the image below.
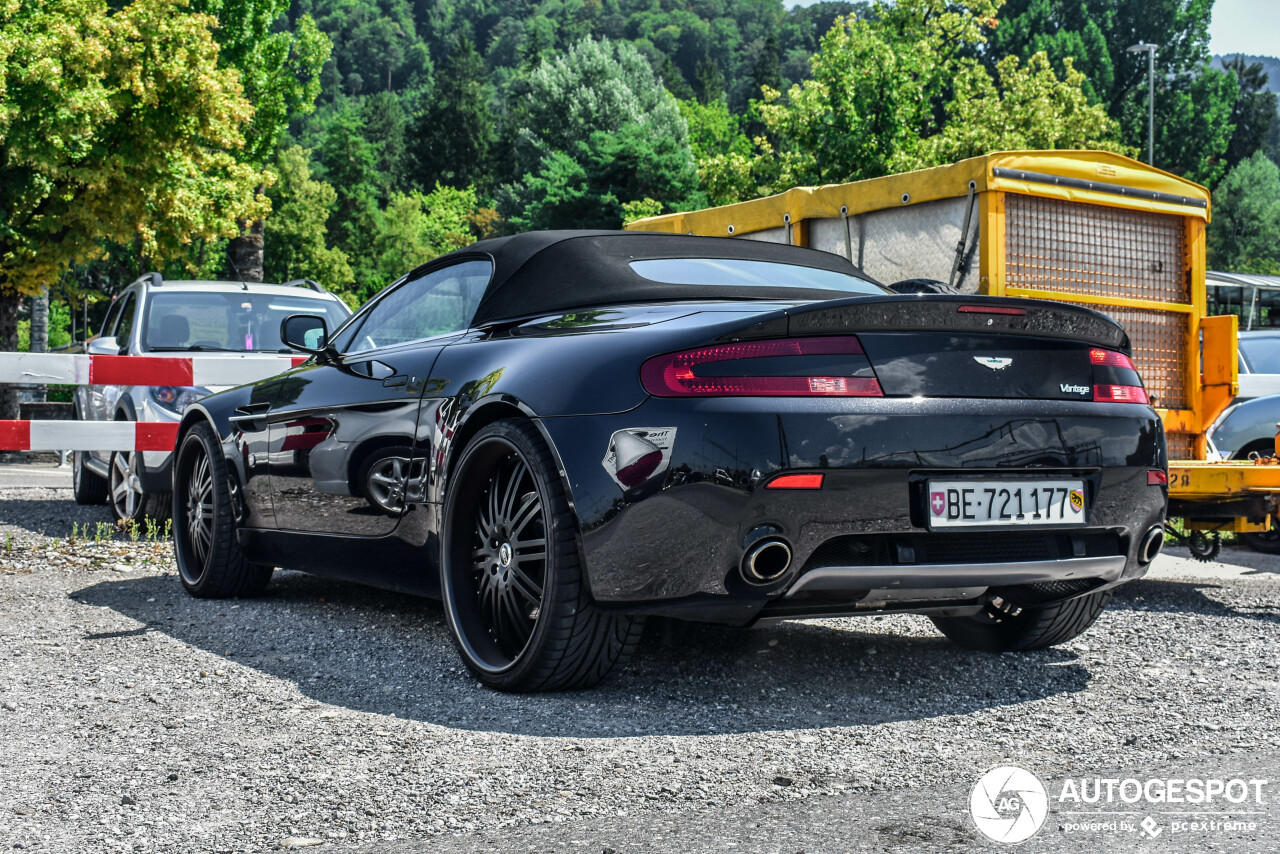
[409,230,883,326]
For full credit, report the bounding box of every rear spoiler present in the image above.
[779,294,1131,352]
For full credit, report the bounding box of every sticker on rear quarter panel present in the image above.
[602,427,676,489]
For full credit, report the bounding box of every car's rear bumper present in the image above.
[539,396,1167,624]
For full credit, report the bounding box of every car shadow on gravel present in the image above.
[75,569,1094,737]
[0,497,114,536]
[1112,576,1280,623]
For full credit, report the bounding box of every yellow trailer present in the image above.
[628,150,1274,553]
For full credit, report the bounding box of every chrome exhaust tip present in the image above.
[1139,526,1164,565]
[741,539,793,585]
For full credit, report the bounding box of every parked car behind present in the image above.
[1235,330,1280,401]
[73,274,351,522]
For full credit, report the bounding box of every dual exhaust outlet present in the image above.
[740,525,1166,587]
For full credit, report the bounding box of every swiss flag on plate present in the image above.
[930,492,946,516]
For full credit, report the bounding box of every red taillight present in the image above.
[641,337,883,398]
[1094,384,1150,404]
[1091,348,1147,404]
[957,305,1027,316]
[1090,348,1136,369]
[1148,470,1168,486]
[765,473,824,490]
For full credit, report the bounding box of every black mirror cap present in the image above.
[280,314,329,355]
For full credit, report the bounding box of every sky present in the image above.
[1208,0,1280,57]
[781,0,1280,59]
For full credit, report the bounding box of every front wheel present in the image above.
[441,419,642,691]
[109,451,148,522]
[172,423,272,598]
[108,450,170,523]
[930,590,1112,652]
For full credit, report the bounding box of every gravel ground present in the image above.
[1,484,1278,853]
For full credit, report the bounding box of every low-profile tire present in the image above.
[172,422,273,598]
[930,590,1112,652]
[357,445,413,516]
[441,419,643,691]
[72,451,109,505]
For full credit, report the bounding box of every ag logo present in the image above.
[969,766,1049,844]
[975,356,1012,371]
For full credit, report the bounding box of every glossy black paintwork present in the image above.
[180,292,1166,625]
[543,397,1165,611]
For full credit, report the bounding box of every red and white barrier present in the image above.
[0,352,305,388]
[0,352,308,453]
[0,420,180,452]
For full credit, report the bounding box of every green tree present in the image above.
[373,185,480,290]
[191,0,330,164]
[510,37,690,173]
[754,3,1125,189]
[501,37,701,228]
[695,55,725,104]
[191,0,330,280]
[1207,152,1280,275]
[987,0,1239,185]
[263,146,354,290]
[1221,56,1280,171]
[411,32,495,191]
[657,54,695,100]
[504,123,703,231]
[0,0,267,416]
[679,98,759,205]
[308,0,430,99]
[924,52,1127,163]
[315,105,382,284]
[362,91,409,199]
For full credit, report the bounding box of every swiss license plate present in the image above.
[926,480,1086,528]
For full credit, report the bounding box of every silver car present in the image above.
[1235,330,1280,401]
[72,274,351,522]
[1208,331,1280,462]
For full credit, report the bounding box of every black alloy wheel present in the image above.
[172,422,272,598]
[441,419,642,691]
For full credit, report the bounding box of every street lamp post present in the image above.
[1127,42,1158,166]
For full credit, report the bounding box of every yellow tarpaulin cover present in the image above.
[627,150,1210,237]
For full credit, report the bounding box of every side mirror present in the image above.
[280,314,330,355]
[86,336,119,356]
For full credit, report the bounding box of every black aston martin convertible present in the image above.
[171,230,1167,691]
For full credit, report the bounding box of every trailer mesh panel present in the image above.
[1165,432,1196,460]
[1005,194,1190,411]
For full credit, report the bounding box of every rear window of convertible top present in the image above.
[629,258,886,295]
